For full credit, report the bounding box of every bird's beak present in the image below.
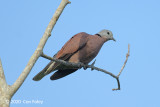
[112,37,116,42]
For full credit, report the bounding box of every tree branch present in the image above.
[41,44,130,91]
[117,44,130,77]
[9,0,71,97]
[0,58,7,86]
[112,44,130,90]
[0,59,11,107]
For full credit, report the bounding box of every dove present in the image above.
[33,29,115,81]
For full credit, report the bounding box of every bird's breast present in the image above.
[79,37,104,64]
[68,36,105,64]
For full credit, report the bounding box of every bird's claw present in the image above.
[77,62,87,70]
[83,65,87,70]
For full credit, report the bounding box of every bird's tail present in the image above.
[50,69,78,80]
[32,70,46,81]
[33,61,56,81]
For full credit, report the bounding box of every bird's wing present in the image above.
[33,32,89,81]
[56,32,90,59]
[47,32,90,71]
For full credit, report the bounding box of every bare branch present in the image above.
[10,0,71,97]
[0,58,7,87]
[117,44,130,77]
[41,52,85,68]
[41,43,130,91]
[0,59,11,107]
[112,78,120,91]
[112,44,130,91]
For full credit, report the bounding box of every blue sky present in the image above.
[0,0,160,107]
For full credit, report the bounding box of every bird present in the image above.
[33,29,116,81]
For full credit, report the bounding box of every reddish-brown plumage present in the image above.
[56,32,89,60]
[33,32,108,81]
[68,33,105,64]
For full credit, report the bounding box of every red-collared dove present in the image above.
[33,29,115,81]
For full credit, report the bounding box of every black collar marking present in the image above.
[95,34,101,37]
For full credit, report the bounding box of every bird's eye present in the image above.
[107,32,110,35]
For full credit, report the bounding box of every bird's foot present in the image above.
[77,62,87,70]
[83,65,87,70]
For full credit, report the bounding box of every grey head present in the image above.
[97,29,116,42]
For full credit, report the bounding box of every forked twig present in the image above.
[112,44,130,91]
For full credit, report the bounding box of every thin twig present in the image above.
[41,52,84,68]
[112,78,120,91]
[41,44,130,91]
[112,44,130,91]
[117,44,130,77]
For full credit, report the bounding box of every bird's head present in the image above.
[97,29,116,42]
